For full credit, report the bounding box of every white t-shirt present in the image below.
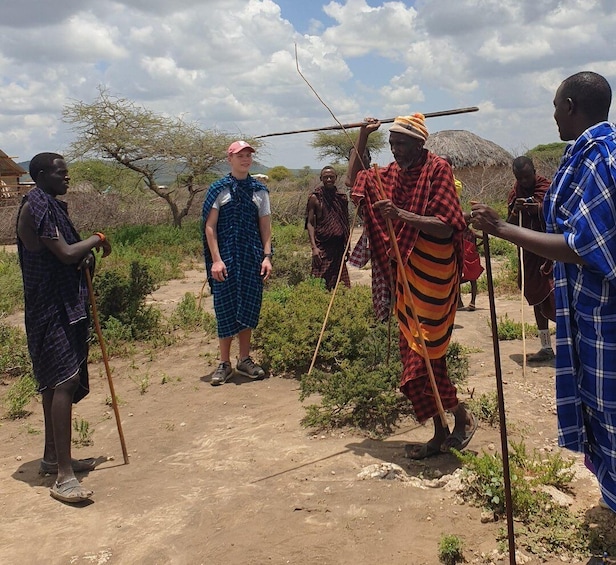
[212,187,271,217]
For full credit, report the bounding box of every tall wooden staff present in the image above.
[308,205,361,375]
[483,232,516,564]
[519,214,527,377]
[85,269,130,465]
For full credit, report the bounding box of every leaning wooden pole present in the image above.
[483,233,516,564]
[372,165,449,429]
[255,107,479,138]
[85,269,130,465]
[518,214,527,377]
[308,205,361,375]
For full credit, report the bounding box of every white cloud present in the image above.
[0,0,615,168]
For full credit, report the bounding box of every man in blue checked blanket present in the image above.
[202,141,273,386]
[470,71,616,512]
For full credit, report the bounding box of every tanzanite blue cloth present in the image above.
[544,121,616,508]
[17,187,90,402]
[202,174,269,338]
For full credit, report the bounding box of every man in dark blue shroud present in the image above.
[17,152,111,503]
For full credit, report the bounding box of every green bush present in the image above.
[268,222,312,287]
[255,281,470,435]
[168,292,216,333]
[467,392,499,427]
[0,251,23,315]
[300,334,407,436]
[446,341,470,388]
[94,261,161,340]
[494,313,538,341]
[0,321,37,419]
[456,441,587,558]
[4,373,37,419]
[254,280,374,374]
[438,534,465,565]
[0,321,30,377]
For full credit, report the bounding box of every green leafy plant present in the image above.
[168,292,216,333]
[493,313,538,341]
[467,392,500,426]
[4,373,37,419]
[94,261,161,340]
[445,341,470,388]
[0,251,23,315]
[72,417,94,446]
[455,441,586,558]
[0,321,31,378]
[438,534,465,565]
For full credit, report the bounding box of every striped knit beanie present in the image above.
[389,113,429,142]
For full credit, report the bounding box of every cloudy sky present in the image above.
[1,0,615,169]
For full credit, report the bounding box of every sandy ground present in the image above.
[0,258,614,565]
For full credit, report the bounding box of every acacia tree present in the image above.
[310,129,386,164]
[63,88,258,227]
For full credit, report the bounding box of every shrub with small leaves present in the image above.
[438,534,465,565]
[493,313,538,341]
[4,373,37,419]
[169,292,216,333]
[455,441,587,559]
[467,392,500,427]
[94,261,161,340]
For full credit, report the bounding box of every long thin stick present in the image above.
[255,107,479,138]
[483,233,516,564]
[372,165,448,428]
[85,269,130,465]
[308,204,360,375]
[518,214,526,377]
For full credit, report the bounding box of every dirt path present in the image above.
[0,268,611,565]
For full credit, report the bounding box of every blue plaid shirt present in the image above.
[544,121,616,452]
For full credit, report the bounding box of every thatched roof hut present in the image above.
[425,130,513,169]
[425,130,514,202]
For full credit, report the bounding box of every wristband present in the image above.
[95,232,106,243]
[263,253,273,259]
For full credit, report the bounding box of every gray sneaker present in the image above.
[210,362,233,386]
[236,357,265,379]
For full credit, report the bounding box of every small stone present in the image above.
[480,510,494,523]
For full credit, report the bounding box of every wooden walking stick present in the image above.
[372,164,449,429]
[308,204,361,375]
[483,232,516,564]
[519,214,527,377]
[85,268,130,465]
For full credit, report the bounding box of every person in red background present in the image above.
[507,156,555,362]
[305,166,350,290]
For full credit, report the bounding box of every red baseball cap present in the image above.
[227,140,255,155]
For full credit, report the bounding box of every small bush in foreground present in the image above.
[438,534,465,565]
[168,292,216,333]
[0,251,23,315]
[493,313,538,341]
[255,280,470,435]
[4,373,37,419]
[456,441,587,559]
[467,392,500,427]
[94,261,161,340]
